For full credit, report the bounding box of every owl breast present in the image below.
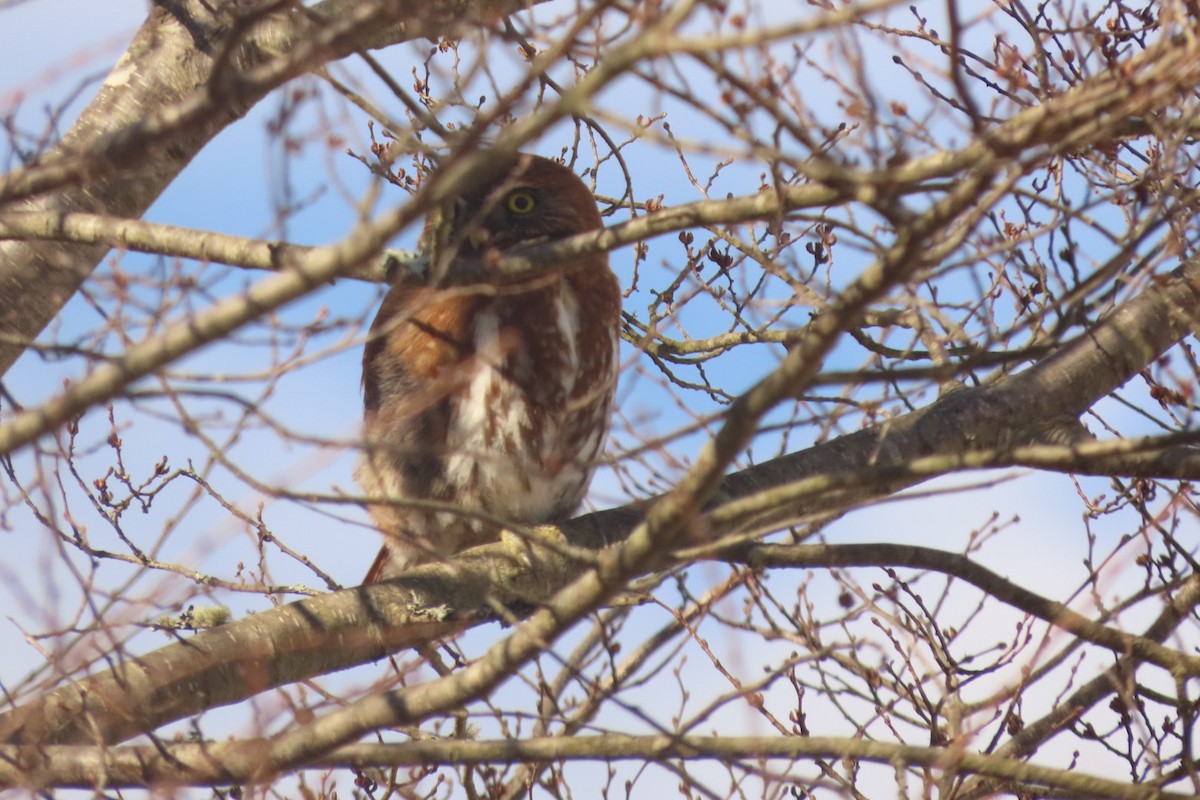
[443,284,612,525]
[358,272,619,579]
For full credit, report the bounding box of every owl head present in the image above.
[423,153,603,265]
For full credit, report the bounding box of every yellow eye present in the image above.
[506,190,537,214]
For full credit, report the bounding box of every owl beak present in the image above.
[467,227,492,250]
[450,197,492,252]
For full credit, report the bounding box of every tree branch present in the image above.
[0,0,547,377]
[6,115,1199,755]
[2,735,1190,799]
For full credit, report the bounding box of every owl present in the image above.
[357,153,621,582]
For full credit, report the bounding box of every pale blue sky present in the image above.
[0,0,1155,679]
[0,2,1188,794]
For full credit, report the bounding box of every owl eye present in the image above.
[505,190,537,214]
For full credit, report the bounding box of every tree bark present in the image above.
[1,253,1196,750]
[0,0,541,376]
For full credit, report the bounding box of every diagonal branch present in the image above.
[1,734,1191,799]
[1,236,1195,752]
[5,118,1198,756]
[0,0,547,377]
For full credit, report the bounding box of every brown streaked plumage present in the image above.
[357,153,621,582]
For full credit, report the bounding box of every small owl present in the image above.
[357,153,621,582]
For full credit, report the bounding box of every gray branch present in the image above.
[1,248,1196,751]
[0,0,544,376]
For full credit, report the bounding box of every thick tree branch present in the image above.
[0,105,992,750]
[0,106,1181,756]
[3,6,1194,455]
[1,734,1190,799]
[0,245,1195,751]
[0,0,545,377]
[4,9,1200,794]
[0,4,707,458]
[2,224,1198,752]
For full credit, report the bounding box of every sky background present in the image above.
[0,1,1190,796]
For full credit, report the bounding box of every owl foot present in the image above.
[499,524,567,565]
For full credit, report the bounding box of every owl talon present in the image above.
[500,525,567,565]
[531,524,568,546]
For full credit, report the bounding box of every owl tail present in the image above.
[363,545,392,584]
